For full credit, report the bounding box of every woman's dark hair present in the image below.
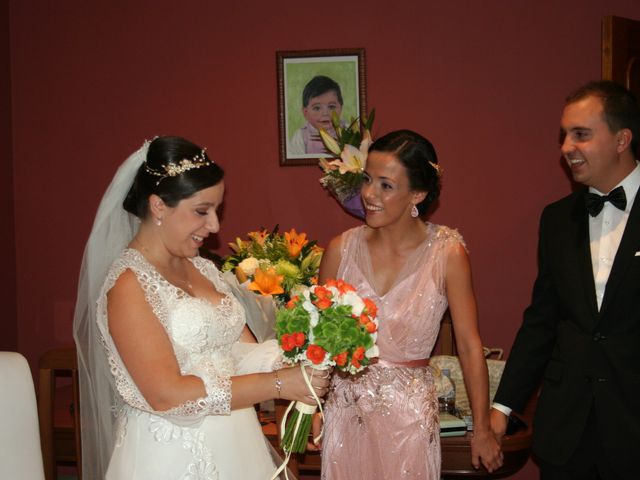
[302,75,344,107]
[368,129,441,215]
[123,136,225,219]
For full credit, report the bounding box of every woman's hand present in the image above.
[470,427,503,473]
[278,366,332,405]
[307,412,324,451]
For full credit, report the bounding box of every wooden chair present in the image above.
[37,347,81,480]
[0,352,46,479]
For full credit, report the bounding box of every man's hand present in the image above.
[490,408,509,442]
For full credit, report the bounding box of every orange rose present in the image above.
[285,295,300,309]
[336,279,356,294]
[358,313,370,325]
[325,279,355,294]
[306,344,327,365]
[313,286,333,310]
[281,334,296,352]
[293,332,306,347]
[365,322,377,333]
[363,297,378,318]
[313,286,332,300]
[315,297,333,310]
[333,351,348,367]
[351,346,366,369]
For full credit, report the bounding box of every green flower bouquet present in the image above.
[275,279,379,454]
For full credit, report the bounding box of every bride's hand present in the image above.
[278,366,332,405]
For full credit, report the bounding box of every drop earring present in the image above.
[155,217,162,226]
[410,205,419,218]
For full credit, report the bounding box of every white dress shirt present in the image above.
[589,163,640,309]
[492,162,640,418]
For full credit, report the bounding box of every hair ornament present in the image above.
[144,148,212,185]
[429,160,443,178]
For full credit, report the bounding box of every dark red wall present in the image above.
[8,2,640,477]
[1,0,17,351]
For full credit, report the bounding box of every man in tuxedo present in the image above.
[491,81,640,479]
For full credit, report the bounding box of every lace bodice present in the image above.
[337,223,466,362]
[96,249,244,423]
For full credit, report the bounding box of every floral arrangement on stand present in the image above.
[318,110,375,218]
[221,227,323,342]
[275,279,379,456]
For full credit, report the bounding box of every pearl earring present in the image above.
[155,217,162,226]
[410,205,419,218]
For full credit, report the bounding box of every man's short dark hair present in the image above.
[566,80,640,156]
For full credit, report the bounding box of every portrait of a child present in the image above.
[288,75,344,155]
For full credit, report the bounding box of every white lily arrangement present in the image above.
[318,110,375,217]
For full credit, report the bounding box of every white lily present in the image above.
[329,144,365,174]
[328,130,372,175]
[318,128,342,156]
[360,128,372,156]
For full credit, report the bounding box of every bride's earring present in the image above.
[154,217,162,226]
[410,205,419,218]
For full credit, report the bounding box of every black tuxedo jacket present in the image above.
[494,186,640,472]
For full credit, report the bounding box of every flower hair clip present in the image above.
[145,148,212,185]
[429,160,443,178]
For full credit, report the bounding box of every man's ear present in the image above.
[148,194,166,220]
[616,128,633,154]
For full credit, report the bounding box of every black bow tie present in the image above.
[584,186,627,217]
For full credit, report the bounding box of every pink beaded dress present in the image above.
[321,223,464,479]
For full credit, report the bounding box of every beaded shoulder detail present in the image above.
[430,223,467,253]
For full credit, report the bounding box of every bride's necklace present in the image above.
[130,238,193,291]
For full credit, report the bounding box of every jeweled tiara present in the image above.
[144,148,212,185]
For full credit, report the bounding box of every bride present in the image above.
[73,136,330,479]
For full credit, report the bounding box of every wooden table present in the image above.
[441,415,533,478]
[441,390,537,479]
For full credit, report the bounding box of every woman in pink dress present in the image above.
[317,130,502,479]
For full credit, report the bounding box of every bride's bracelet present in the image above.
[274,370,282,399]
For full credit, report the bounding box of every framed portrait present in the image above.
[277,48,367,166]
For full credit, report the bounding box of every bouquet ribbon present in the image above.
[270,364,326,480]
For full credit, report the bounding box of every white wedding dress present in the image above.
[98,249,280,480]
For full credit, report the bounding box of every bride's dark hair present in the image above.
[123,136,224,219]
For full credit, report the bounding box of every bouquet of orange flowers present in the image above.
[222,226,322,302]
[275,279,379,454]
[221,227,323,342]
